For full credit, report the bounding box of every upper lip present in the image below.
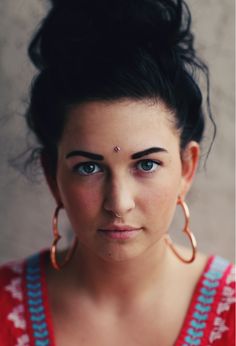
[98,224,142,232]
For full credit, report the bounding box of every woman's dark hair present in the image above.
[26,0,215,177]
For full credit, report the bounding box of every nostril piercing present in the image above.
[114,212,122,218]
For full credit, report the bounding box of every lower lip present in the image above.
[98,229,142,240]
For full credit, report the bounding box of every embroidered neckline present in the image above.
[175,256,231,345]
[24,252,55,346]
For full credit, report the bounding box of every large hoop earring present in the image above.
[50,205,78,271]
[165,197,197,264]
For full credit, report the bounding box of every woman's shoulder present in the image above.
[0,256,27,345]
[0,251,44,285]
[202,254,235,280]
[0,251,47,346]
[179,254,235,346]
[206,255,235,334]
[203,254,235,297]
[0,257,25,296]
[0,250,49,304]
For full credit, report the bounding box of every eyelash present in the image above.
[135,160,161,174]
[72,162,104,176]
[72,159,162,176]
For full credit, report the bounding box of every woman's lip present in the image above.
[97,228,142,240]
[99,225,142,232]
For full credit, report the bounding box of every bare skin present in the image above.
[43,99,206,345]
[46,246,207,346]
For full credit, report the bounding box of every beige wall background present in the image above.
[0,0,235,264]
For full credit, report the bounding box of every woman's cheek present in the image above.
[142,185,178,232]
[61,190,101,239]
[65,184,101,215]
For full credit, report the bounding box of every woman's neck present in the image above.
[65,238,174,306]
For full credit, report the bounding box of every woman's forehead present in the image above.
[64,99,176,132]
[59,99,180,155]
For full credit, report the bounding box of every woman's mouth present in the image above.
[97,225,143,240]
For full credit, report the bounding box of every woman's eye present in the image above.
[73,162,102,176]
[136,160,160,173]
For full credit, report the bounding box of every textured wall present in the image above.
[0,0,234,263]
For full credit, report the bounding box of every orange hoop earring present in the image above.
[50,205,78,271]
[165,197,197,264]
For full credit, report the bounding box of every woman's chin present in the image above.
[77,240,148,264]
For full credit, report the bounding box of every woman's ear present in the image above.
[179,141,200,199]
[40,151,62,205]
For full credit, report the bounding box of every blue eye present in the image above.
[137,160,159,173]
[73,162,102,176]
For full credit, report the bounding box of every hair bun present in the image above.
[30,0,192,71]
[26,0,215,177]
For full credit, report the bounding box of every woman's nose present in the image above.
[103,178,135,217]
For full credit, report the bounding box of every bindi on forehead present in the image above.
[113,146,121,153]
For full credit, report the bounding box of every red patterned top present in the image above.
[0,251,235,346]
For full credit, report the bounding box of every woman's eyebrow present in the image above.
[65,150,104,161]
[65,147,167,161]
[131,147,168,159]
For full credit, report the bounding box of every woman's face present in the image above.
[51,99,199,262]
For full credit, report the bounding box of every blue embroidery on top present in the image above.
[25,254,51,345]
[184,256,229,345]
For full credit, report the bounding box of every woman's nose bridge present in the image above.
[104,173,135,213]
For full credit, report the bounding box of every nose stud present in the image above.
[113,212,122,218]
[113,146,121,153]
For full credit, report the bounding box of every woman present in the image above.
[0,0,234,345]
